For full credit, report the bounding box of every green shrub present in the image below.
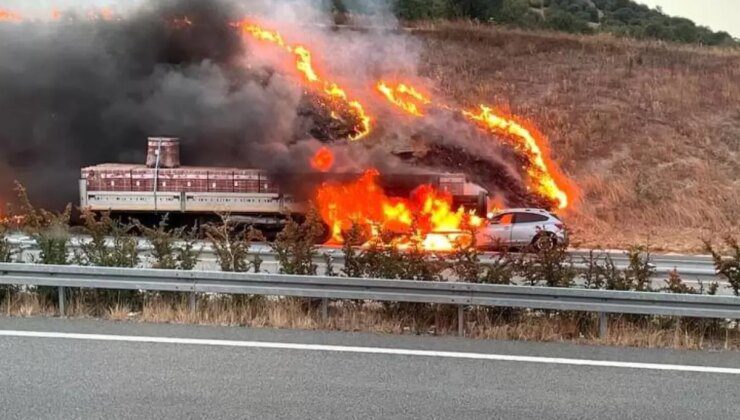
[600,254,632,290]
[447,237,484,282]
[705,237,740,296]
[479,252,516,285]
[136,216,201,270]
[74,209,138,268]
[580,250,606,289]
[394,0,457,20]
[662,270,696,294]
[359,240,446,281]
[13,182,73,302]
[447,236,514,284]
[386,0,738,46]
[0,230,14,263]
[272,210,325,275]
[623,245,654,292]
[15,182,71,266]
[340,223,365,278]
[517,244,576,287]
[0,225,14,303]
[205,215,263,273]
[546,8,592,33]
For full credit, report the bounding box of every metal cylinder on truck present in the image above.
[146,137,181,169]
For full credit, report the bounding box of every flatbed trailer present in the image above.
[80,137,489,228]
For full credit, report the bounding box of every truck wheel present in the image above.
[315,222,333,244]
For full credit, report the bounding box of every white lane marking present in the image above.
[1,329,738,375]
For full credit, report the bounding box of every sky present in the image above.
[639,0,740,38]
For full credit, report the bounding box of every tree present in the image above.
[671,18,699,43]
[496,0,533,25]
[546,8,591,33]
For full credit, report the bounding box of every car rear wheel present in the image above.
[532,232,557,252]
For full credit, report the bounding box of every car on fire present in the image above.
[475,208,567,251]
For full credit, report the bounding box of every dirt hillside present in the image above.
[416,23,739,252]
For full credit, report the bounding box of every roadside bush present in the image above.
[600,254,630,290]
[74,209,138,268]
[72,209,141,309]
[340,223,365,278]
[136,216,201,270]
[623,245,654,292]
[272,209,325,276]
[14,183,71,302]
[0,224,15,303]
[205,215,263,273]
[580,250,606,289]
[662,270,696,294]
[517,244,576,287]
[0,223,14,263]
[479,252,516,285]
[584,246,655,291]
[347,232,446,281]
[15,183,71,266]
[447,237,514,284]
[698,279,719,296]
[704,237,740,296]
[447,232,483,282]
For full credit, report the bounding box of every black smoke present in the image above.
[0,0,312,209]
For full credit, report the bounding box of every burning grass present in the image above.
[2,290,738,351]
[415,22,740,252]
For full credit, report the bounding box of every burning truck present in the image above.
[80,137,490,247]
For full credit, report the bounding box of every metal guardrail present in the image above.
[0,263,737,337]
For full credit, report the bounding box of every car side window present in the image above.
[513,213,549,224]
[498,213,513,225]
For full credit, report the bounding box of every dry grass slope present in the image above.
[416,22,740,252]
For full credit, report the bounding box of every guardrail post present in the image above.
[599,312,607,339]
[58,286,66,317]
[321,298,328,322]
[458,305,465,337]
[189,292,197,314]
[674,317,682,345]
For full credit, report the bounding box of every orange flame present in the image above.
[237,21,371,140]
[316,169,482,251]
[311,147,335,172]
[376,81,430,116]
[463,105,573,209]
[0,9,23,22]
[374,79,575,210]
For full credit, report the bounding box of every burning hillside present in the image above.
[235,19,576,246]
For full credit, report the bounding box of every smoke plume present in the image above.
[1,0,312,208]
[0,0,534,212]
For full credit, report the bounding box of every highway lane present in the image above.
[1,318,739,419]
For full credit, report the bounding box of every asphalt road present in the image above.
[1,317,739,419]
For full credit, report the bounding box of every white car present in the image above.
[475,208,568,251]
